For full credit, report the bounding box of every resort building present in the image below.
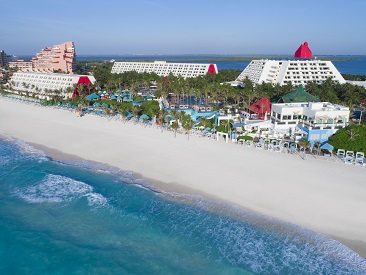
[111,61,218,78]
[271,102,349,143]
[9,42,76,74]
[236,42,346,86]
[8,72,95,99]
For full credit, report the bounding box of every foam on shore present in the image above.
[0,96,366,257]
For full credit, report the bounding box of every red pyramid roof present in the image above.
[77,76,92,85]
[294,42,312,59]
[248,97,271,118]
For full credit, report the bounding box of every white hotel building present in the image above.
[236,59,346,86]
[9,72,95,98]
[271,102,349,142]
[111,61,218,78]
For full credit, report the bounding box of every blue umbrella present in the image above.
[320,143,334,151]
[139,114,150,120]
[86,93,100,100]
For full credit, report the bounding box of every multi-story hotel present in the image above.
[9,42,76,74]
[9,72,95,98]
[111,61,218,78]
[236,42,346,86]
[271,101,349,142]
[0,50,8,67]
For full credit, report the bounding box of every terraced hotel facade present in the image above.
[9,42,76,74]
[236,42,346,86]
[111,61,218,78]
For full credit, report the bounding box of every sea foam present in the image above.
[14,174,107,206]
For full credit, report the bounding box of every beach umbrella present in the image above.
[123,97,133,102]
[86,93,100,100]
[139,114,151,121]
[110,94,117,100]
[320,143,334,151]
[93,102,100,107]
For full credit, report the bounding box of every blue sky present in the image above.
[1,0,366,55]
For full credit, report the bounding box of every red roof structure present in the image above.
[248,97,271,119]
[77,76,93,85]
[294,42,312,59]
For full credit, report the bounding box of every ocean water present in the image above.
[1,136,366,274]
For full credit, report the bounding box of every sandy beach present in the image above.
[1,96,366,257]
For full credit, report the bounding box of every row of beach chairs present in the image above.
[337,149,365,166]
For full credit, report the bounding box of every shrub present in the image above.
[237,135,253,141]
[328,124,366,152]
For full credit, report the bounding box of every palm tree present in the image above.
[157,109,168,133]
[182,114,194,140]
[345,128,359,141]
[200,117,208,128]
[298,138,310,155]
[130,105,141,119]
[76,84,85,97]
[171,121,179,138]
[313,141,321,155]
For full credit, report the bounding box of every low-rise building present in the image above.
[271,102,349,143]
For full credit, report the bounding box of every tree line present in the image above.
[86,62,366,109]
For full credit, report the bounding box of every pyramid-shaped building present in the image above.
[236,42,345,86]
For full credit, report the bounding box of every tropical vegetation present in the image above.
[328,124,366,152]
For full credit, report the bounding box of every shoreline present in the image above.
[20,141,366,258]
[1,96,366,257]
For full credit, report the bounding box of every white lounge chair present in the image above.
[344,151,355,164]
[355,152,364,166]
[245,140,253,147]
[337,149,345,160]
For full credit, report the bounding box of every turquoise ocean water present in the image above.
[1,136,366,274]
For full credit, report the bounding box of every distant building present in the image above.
[271,102,349,143]
[9,42,76,74]
[8,72,95,99]
[0,50,8,67]
[111,61,218,78]
[236,42,346,86]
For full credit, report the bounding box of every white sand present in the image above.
[1,97,366,256]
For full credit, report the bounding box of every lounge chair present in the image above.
[355,152,365,166]
[344,151,355,164]
[255,142,263,149]
[245,140,253,147]
[337,149,345,160]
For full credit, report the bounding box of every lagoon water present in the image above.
[1,137,366,274]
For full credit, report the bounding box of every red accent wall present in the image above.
[248,97,271,119]
[77,76,92,85]
[207,64,217,74]
[294,42,312,59]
